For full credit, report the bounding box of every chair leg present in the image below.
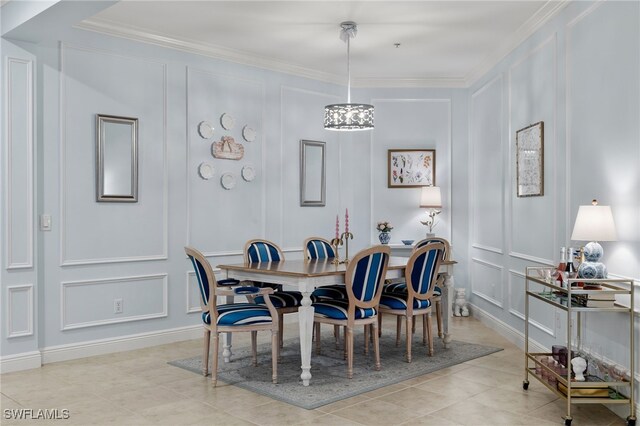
[212,332,219,387]
[422,314,427,346]
[271,329,278,384]
[412,316,416,335]
[378,313,383,337]
[364,324,370,355]
[202,329,211,376]
[251,330,258,367]
[346,326,354,379]
[333,325,340,349]
[372,320,381,371]
[436,300,443,338]
[406,315,413,363]
[427,313,434,356]
[343,328,348,360]
[278,312,284,348]
[395,316,402,347]
[314,322,321,355]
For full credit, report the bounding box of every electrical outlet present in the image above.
[114,298,123,314]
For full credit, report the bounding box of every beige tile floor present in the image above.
[0,317,627,425]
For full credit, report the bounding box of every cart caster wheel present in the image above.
[626,416,636,426]
[564,417,572,426]
[522,381,529,390]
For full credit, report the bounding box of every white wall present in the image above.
[467,0,639,385]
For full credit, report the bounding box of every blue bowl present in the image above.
[401,240,414,246]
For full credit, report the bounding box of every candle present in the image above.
[345,208,349,234]
[335,215,340,239]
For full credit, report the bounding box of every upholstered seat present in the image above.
[378,242,445,362]
[185,246,279,386]
[254,292,303,308]
[385,282,442,297]
[312,246,390,379]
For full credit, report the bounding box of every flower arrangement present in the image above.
[376,221,393,233]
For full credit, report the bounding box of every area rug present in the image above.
[169,330,502,409]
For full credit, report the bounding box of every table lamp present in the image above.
[419,186,442,237]
[570,199,616,279]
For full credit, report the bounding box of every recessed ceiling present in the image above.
[79,1,567,87]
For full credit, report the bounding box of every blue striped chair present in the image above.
[185,246,279,386]
[384,237,449,339]
[379,242,445,362]
[313,246,390,379]
[244,239,303,348]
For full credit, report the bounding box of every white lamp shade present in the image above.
[420,186,442,208]
[571,204,617,242]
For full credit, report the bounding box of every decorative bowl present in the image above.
[401,240,414,246]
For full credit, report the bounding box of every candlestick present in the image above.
[345,208,349,234]
[335,214,340,239]
[330,237,343,265]
[340,231,354,264]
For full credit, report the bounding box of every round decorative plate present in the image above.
[241,165,256,182]
[220,172,236,190]
[198,162,215,180]
[198,121,214,139]
[220,113,235,130]
[242,125,256,142]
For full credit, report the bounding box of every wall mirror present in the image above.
[96,114,138,202]
[300,140,326,207]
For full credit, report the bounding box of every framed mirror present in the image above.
[300,140,326,207]
[96,114,138,202]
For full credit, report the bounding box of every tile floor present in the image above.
[0,317,627,425]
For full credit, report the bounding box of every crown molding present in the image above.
[352,77,467,89]
[464,0,570,86]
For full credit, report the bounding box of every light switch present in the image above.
[40,214,51,231]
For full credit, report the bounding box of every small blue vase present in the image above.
[378,232,390,244]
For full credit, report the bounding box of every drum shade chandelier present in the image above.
[324,21,374,131]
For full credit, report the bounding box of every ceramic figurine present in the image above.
[571,356,587,381]
[453,288,469,317]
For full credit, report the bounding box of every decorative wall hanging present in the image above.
[198,121,214,139]
[220,172,237,190]
[212,136,244,160]
[198,162,215,180]
[300,140,326,206]
[241,164,256,182]
[96,114,138,202]
[220,113,235,130]
[515,121,544,197]
[387,149,435,188]
[242,125,256,142]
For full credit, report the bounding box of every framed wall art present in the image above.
[387,149,435,188]
[515,121,544,197]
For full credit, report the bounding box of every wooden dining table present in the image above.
[217,256,456,386]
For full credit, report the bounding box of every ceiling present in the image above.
[78,1,568,87]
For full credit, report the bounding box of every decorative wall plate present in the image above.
[198,121,214,139]
[241,165,256,182]
[220,113,235,130]
[220,172,236,190]
[198,162,215,180]
[212,136,244,160]
[242,125,256,142]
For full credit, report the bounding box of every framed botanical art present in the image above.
[515,121,544,197]
[388,149,435,188]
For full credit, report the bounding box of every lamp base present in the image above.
[426,233,435,238]
[578,261,608,279]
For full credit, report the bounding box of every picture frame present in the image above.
[387,149,435,188]
[96,114,138,202]
[515,121,544,197]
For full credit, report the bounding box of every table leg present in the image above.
[443,271,454,348]
[222,295,234,362]
[298,289,314,386]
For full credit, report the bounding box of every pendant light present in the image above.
[324,21,374,131]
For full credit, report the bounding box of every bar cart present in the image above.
[523,266,635,425]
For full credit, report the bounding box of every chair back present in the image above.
[405,243,445,301]
[185,246,218,323]
[303,237,336,259]
[345,246,390,309]
[415,237,450,262]
[244,239,283,263]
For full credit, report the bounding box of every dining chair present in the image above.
[185,246,279,386]
[378,242,445,362]
[312,245,390,379]
[244,239,303,348]
[384,237,450,340]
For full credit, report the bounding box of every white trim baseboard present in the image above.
[0,351,41,374]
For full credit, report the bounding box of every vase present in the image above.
[378,232,390,244]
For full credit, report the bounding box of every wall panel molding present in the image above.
[471,244,504,255]
[6,284,34,338]
[471,257,504,308]
[507,270,555,337]
[4,57,34,270]
[60,273,168,331]
[59,43,168,266]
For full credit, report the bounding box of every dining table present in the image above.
[217,255,456,386]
